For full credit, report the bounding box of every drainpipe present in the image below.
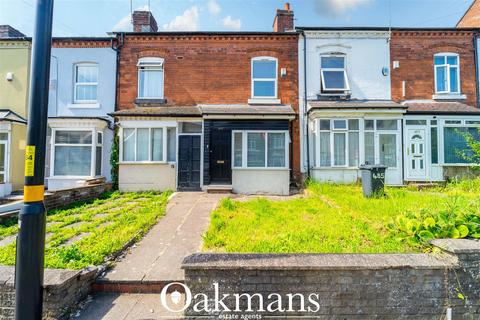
[474,32,479,109]
[111,33,124,130]
[301,30,311,178]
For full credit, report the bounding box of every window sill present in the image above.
[441,163,474,167]
[48,176,95,179]
[248,98,281,105]
[232,167,289,171]
[432,94,466,100]
[119,161,175,165]
[67,103,100,109]
[135,98,167,105]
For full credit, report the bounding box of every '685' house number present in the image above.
[373,172,385,179]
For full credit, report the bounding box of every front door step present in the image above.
[205,184,233,194]
[92,279,185,294]
[406,181,445,190]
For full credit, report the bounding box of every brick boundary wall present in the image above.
[182,239,480,319]
[0,266,99,319]
[44,183,112,211]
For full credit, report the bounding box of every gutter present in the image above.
[301,30,311,178]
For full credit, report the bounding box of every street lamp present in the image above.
[14,0,54,319]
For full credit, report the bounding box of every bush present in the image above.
[388,199,480,248]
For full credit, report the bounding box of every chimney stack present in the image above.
[132,10,158,32]
[457,0,480,28]
[273,3,294,32]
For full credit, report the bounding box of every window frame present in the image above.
[441,119,480,166]
[73,63,99,104]
[231,130,289,169]
[0,132,10,184]
[319,54,350,94]
[251,56,278,99]
[317,118,358,168]
[434,53,460,94]
[119,126,176,164]
[50,128,100,178]
[137,57,165,100]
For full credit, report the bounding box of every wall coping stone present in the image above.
[182,252,458,271]
[0,265,86,287]
[431,238,480,254]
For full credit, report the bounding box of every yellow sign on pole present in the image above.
[25,145,35,177]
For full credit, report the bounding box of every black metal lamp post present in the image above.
[14,0,54,319]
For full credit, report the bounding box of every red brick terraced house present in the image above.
[390,27,480,182]
[111,6,299,195]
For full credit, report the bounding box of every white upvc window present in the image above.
[232,130,289,169]
[74,63,98,103]
[251,57,278,99]
[317,119,359,168]
[434,53,460,94]
[137,57,165,99]
[52,129,102,177]
[0,132,9,183]
[320,54,350,94]
[121,127,176,163]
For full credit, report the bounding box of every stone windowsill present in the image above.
[432,93,467,100]
[248,98,282,105]
[135,98,167,105]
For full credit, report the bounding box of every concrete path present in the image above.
[100,192,224,282]
[73,293,184,320]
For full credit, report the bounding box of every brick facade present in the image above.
[390,30,478,107]
[116,33,301,180]
[457,0,480,28]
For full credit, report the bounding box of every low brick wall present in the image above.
[182,239,480,319]
[0,266,98,319]
[44,183,112,211]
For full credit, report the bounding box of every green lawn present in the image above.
[203,180,480,253]
[0,190,171,269]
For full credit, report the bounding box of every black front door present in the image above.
[178,135,201,191]
[209,128,232,184]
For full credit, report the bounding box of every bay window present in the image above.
[251,57,278,99]
[317,119,359,168]
[52,130,102,177]
[434,53,460,94]
[443,120,480,164]
[137,57,164,99]
[232,131,289,169]
[317,119,399,169]
[74,63,98,103]
[121,127,176,163]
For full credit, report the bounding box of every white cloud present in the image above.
[314,0,371,17]
[163,6,199,31]
[113,5,150,32]
[222,15,241,30]
[207,0,221,16]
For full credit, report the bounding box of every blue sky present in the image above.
[0,0,475,37]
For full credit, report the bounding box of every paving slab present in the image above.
[100,192,224,282]
[0,235,16,247]
[72,293,184,320]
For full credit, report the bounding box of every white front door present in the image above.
[406,128,427,180]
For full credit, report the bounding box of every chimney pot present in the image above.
[284,3,290,11]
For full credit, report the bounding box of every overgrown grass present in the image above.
[0,190,171,269]
[203,181,480,253]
